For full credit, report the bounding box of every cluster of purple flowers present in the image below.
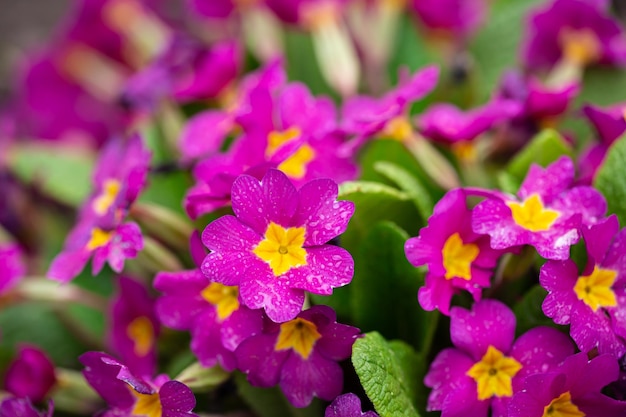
[2,0,626,416]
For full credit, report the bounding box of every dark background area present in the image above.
[0,0,69,98]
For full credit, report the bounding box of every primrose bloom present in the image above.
[201,169,354,322]
[425,300,575,417]
[325,393,379,417]
[472,156,606,260]
[80,351,198,417]
[110,276,160,378]
[508,353,626,417]
[522,0,626,71]
[410,0,487,38]
[540,215,626,357]
[236,305,361,407]
[405,189,503,315]
[154,269,263,371]
[47,218,143,282]
[4,345,56,403]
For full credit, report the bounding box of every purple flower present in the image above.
[0,243,26,295]
[424,300,575,417]
[410,0,487,38]
[47,218,144,282]
[0,398,53,417]
[522,0,626,71]
[508,353,626,417]
[4,345,56,403]
[85,134,151,219]
[201,169,354,322]
[154,269,263,371]
[472,156,606,260]
[325,393,379,417]
[341,65,439,149]
[405,189,503,315]
[109,276,159,378]
[540,215,626,357]
[417,99,521,145]
[80,351,198,417]
[578,103,626,184]
[236,305,361,407]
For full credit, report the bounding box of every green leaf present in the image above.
[470,0,545,101]
[352,222,438,352]
[7,143,94,206]
[352,332,425,417]
[595,134,626,224]
[512,285,559,336]
[506,129,573,182]
[234,372,324,417]
[373,161,435,222]
[0,302,89,368]
[139,171,193,215]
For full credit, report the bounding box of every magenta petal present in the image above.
[280,352,343,407]
[518,157,573,201]
[286,246,354,295]
[450,300,516,360]
[552,186,607,225]
[79,352,136,408]
[509,326,574,389]
[424,348,474,410]
[154,270,209,330]
[231,170,299,234]
[440,378,488,417]
[236,334,287,387]
[325,393,379,417]
[4,345,56,402]
[563,353,619,398]
[540,260,579,324]
[47,249,91,283]
[180,110,233,160]
[239,273,305,322]
[220,307,264,352]
[418,273,455,315]
[292,179,354,246]
[570,303,626,357]
[104,222,144,273]
[159,380,196,415]
[202,215,260,253]
[191,309,236,370]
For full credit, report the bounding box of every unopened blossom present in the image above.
[4,345,56,403]
[236,305,361,407]
[201,169,354,322]
[540,215,626,357]
[522,0,626,72]
[405,189,503,315]
[508,353,626,417]
[0,243,26,295]
[472,156,606,260]
[110,276,160,378]
[325,393,379,417]
[154,269,263,371]
[80,351,198,417]
[425,300,575,417]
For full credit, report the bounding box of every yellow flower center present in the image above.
[130,388,162,417]
[201,283,240,320]
[266,127,302,156]
[452,141,477,162]
[277,144,316,179]
[93,179,122,215]
[86,228,112,251]
[441,233,479,280]
[573,266,617,312]
[253,222,308,276]
[466,345,522,400]
[560,27,601,67]
[275,317,322,359]
[382,116,413,141]
[126,316,155,357]
[506,194,560,232]
[542,391,585,417]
